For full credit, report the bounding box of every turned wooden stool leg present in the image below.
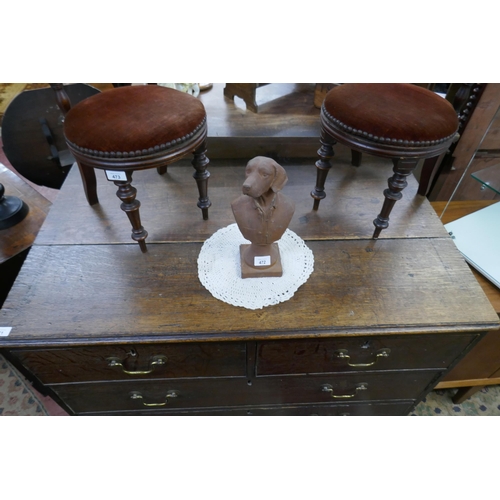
[191,140,211,220]
[311,130,336,210]
[77,161,99,206]
[417,156,439,196]
[373,157,419,239]
[351,150,362,167]
[50,83,72,115]
[157,166,167,175]
[114,172,148,252]
[50,85,99,206]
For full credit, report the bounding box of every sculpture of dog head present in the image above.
[242,157,288,198]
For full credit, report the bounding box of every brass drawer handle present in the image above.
[335,348,390,367]
[106,355,167,375]
[129,390,179,407]
[321,383,368,399]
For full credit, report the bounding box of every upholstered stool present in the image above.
[62,85,211,252]
[310,83,459,237]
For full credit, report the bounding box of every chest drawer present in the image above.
[82,402,413,416]
[8,341,247,383]
[256,334,476,375]
[52,378,252,413]
[51,370,438,414]
[249,370,438,406]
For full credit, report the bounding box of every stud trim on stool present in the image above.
[322,108,457,147]
[65,117,207,159]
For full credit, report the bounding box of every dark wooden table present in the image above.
[0,164,52,306]
[0,157,498,415]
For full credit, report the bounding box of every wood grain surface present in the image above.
[2,157,498,349]
[35,159,448,246]
[1,237,498,346]
[202,83,320,138]
[431,200,500,313]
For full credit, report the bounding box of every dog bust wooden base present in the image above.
[231,157,295,279]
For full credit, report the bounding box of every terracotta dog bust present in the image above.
[231,156,295,278]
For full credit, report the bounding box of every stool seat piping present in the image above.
[322,107,457,147]
[65,116,206,159]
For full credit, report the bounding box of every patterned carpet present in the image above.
[0,354,49,415]
[412,386,500,416]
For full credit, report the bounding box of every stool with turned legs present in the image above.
[310,83,459,238]
[60,84,211,252]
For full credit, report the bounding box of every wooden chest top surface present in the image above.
[1,161,498,347]
[35,159,448,245]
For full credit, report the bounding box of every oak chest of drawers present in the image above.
[5,333,478,415]
[1,162,498,415]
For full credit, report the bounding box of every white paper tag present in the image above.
[254,255,271,267]
[0,327,12,337]
[105,170,127,181]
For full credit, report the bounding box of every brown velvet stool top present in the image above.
[322,83,458,151]
[62,85,211,253]
[312,83,459,238]
[64,85,206,160]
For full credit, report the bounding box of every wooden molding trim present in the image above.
[436,376,500,390]
[453,83,500,169]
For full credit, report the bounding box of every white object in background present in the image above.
[158,83,200,97]
[132,83,201,97]
[444,202,500,288]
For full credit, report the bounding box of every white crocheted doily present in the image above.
[197,223,314,310]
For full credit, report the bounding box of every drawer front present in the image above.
[9,341,246,383]
[247,371,438,406]
[256,334,476,375]
[52,378,253,413]
[82,402,413,416]
[51,370,438,413]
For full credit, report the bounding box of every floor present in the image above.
[412,386,500,415]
